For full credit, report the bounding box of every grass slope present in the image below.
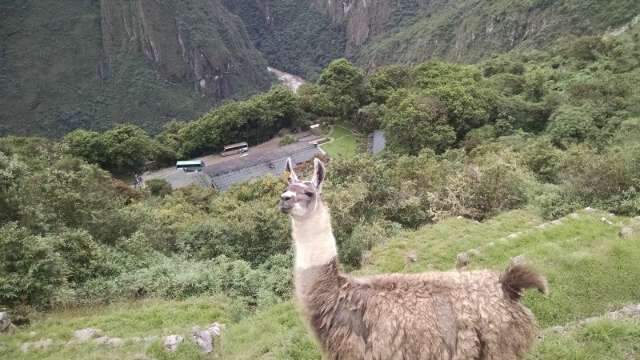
[321,125,362,159]
[2,209,639,359]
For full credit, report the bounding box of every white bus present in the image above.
[221,142,249,157]
[176,160,205,172]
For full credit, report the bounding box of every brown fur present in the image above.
[296,259,545,360]
[283,158,546,359]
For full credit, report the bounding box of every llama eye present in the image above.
[304,191,314,197]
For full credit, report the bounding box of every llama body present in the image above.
[281,158,545,360]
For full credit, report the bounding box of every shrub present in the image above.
[0,224,68,309]
[279,134,297,146]
[340,220,394,268]
[146,178,172,197]
[547,105,596,147]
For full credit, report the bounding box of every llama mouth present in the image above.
[279,204,292,214]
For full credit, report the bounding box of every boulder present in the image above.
[192,322,223,353]
[95,336,124,347]
[456,252,470,270]
[0,312,16,334]
[164,335,183,352]
[619,226,634,239]
[73,328,103,343]
[21,338,53,352]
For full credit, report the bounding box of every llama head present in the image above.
[279,157,325,219]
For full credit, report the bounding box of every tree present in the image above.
[383,91,456,155]
[63,129,106,165]
[101,125,156,174]
[318,59,367,120]
[546,105,596,147]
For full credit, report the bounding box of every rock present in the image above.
[21,339,53,352]
[456,252,470,270]
[619,226,634,239]
[192,328,213,353]
[584,207,594,212]
[192,322,223,353]
[536,223,548,229]
[405,250,418,263]
[73,328,103,343]
[95,336,124,347]
[510,255,527,266]
[507,233,520,239]
[164,335,183,352]
[600,217,613,225]
[551,219,563,225]
[0,312,16,334]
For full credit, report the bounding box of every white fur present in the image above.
[291,204,337,270]
[282,190,296,199]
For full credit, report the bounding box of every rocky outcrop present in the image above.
[99,0,270,99]
[0,0,271,136]
[310,0,640,69]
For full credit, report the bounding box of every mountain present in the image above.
[1,0,639,137]
[228,0,640,75]
[0,0,271,137]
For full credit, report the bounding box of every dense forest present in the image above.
[2,23,639,319]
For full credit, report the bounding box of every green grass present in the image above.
[0,296,242,359]
[531,319,640,359]
[321,125,361,159]
[3,209,639,359]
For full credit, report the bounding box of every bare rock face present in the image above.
[164,335,184,352]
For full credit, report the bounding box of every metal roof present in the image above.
[176,160,205,166]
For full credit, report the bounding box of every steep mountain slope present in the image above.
[2,0,639,137]
[0,0,271,137]
[229,0,640,76]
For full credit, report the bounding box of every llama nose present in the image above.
[280,191,296,201]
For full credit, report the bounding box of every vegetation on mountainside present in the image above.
[2,209,638,359]
[0,0,270,137]
[2,25,640,358]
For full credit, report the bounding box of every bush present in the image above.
[547,105,596,147]
[146,178,172,197]
[279,134,297,146]
[430,150,531,220]
[0,224,68,309]
[340,220,394,268]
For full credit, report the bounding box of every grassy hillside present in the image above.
[2,209,639,359]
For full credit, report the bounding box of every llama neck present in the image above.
[291,202,338,271]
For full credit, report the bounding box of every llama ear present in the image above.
[285,157,298,183]
[312,158,325,191]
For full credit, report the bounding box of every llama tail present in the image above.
[499,261,548,301]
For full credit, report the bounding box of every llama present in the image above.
[280,158,547,360]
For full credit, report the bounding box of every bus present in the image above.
[221,142,248,157]
[176,160,205,172]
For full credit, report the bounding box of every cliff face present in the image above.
[305,0,640,70]
[0,0,270,136]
